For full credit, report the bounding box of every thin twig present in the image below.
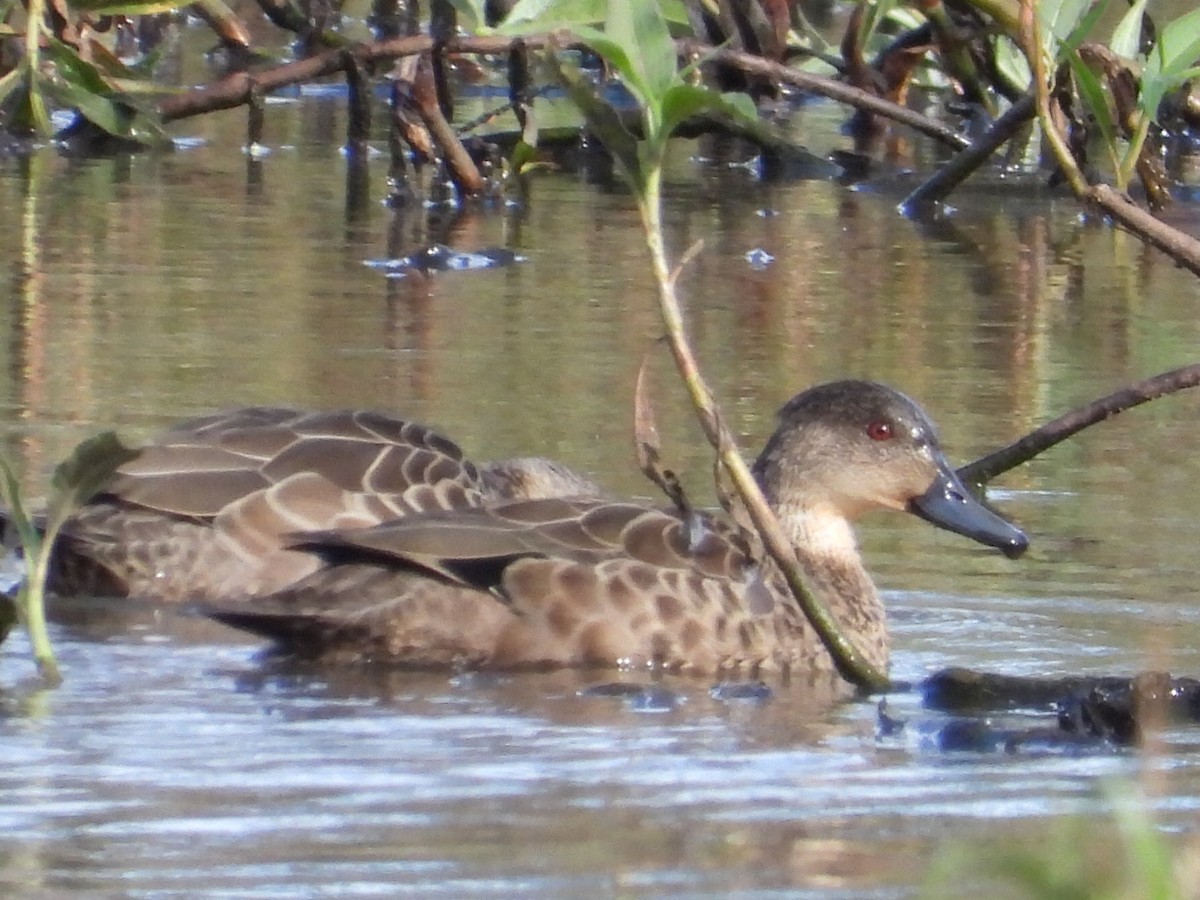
[677,38,971,150]
[959,362,1200,487]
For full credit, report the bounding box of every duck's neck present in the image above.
[768,501,890,674]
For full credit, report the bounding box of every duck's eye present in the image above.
[866,421,894,441]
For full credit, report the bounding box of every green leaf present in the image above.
[444,0,487,32]
[0,66,23,112]
[28,70,54,137]
[40,42,170,144]
[1110,0,1148,60]
[46,80,136,139]
[45,38,111,96]
[1148,7,1200,78]
[1141,9,1200,121]
[46,432,136,524]
[659,83,755,142]
[572,23,645,103]
[510,138,538,175]
[1055,0,1111,57]
[547,52,643,191]
[605,0,677,105]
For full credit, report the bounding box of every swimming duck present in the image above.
[34,406,601,602]
[205,381,1028,678]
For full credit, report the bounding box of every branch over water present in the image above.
[960,363,1200,487]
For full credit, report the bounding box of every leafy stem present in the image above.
[554,1,890,690]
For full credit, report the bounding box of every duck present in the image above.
[31,406,602,603]
[203,381,1028,679]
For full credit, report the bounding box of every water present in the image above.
[3,58,1200,896]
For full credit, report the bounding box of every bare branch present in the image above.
[960,363,1200,487]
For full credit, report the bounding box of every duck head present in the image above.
[752,380,1028,559]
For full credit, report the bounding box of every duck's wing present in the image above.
[287,497,756,589]
[101,407,486,525]
[204,497,767,668]
[50,408,490,600]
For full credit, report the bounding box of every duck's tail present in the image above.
[202,604,376,662]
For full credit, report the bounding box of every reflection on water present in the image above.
[3,71,1200,896]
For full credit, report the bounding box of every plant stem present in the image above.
[24,0,42,75]
[1117,113,1151,192]
[1019,0,1088,196]
[18,549,61,684]
[636,167,890,691]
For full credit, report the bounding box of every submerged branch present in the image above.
[1086,186,1200,278]
[902,93,1036,210]
[156,31,969,156]
[156,33,555,123]
[676,39,971,151]
[959,363,1200,487]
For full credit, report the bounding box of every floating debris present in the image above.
[744,248,774,269]
[709,680,773,703]
[579,681,683,712]
[363,243,525,278]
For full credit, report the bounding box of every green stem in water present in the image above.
[19,543,61,684]
[635,164,890,691]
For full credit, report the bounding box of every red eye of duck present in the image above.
[866,421,893,441]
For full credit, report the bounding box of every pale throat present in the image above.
[775,501,862,562]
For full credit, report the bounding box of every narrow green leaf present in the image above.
[490,0,690,35]
[0,66,24,112]
[73,0,191,13]
[28,71,53,137]
[510,138,538,175]
[0,455,41,558]
[46,81,135,139]
[1037,0,1091,45]
[1109,0,1148,60]
[1068,51,1117,168]
[44,38,111,95]
[1056,0,1111,57]
[495,0,605,34]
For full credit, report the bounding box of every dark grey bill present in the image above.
[908,462,1028,559]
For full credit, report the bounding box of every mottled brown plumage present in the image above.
[38,407,600,602]
[207,382,1028,679]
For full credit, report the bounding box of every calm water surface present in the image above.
[3,68,1200,897]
